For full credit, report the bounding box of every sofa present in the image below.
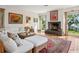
[0,30,48,53]
[0,31,34,53]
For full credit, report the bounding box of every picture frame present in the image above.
[0,8,5,28]
[33,18,38,22]
[26,16,31,23]
[50,10,58,21]
[8,13,23,24]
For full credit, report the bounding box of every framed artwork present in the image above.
[50,10,58,21]
[8,13,23,24]
[26,16,31,23]
[0,8,5,28]
[33,18,38,22]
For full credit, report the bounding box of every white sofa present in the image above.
[0,29,48,53]
[0,31,34,53]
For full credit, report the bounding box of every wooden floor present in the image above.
[57,36,79,53]
[37,32,79,53]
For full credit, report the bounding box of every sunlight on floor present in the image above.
[68,30,79,36]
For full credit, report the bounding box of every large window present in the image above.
[67,11,79,36]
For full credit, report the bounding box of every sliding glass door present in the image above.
[67,11,79,36]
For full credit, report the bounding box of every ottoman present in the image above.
[25,35,48,53]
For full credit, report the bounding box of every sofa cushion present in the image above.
[13,40,34,53]
[25,35,48,47]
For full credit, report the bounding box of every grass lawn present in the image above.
[68,30,79,36]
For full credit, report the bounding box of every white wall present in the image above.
[58,9,65,35]
[0,5,38,33]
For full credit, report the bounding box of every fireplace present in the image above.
[45,22,62,35]
[48,22,61,31]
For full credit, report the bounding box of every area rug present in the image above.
[39,38,71,53]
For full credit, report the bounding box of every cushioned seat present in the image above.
[25,35,48,52]
[13,40,34,53]
[25,35,48,47]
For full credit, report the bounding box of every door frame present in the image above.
[64,12,68,36]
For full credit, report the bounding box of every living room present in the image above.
[0,5,79,53]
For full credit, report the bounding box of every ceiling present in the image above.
[0,5,76,13]
[19,5,76,13]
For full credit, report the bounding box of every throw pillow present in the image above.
[18,32,28,39]
[7,32,23,46]
[13,34,23,46]
[7,32,15,40]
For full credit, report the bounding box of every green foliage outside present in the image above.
[39,16,46,31]
[67,14,79,36]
